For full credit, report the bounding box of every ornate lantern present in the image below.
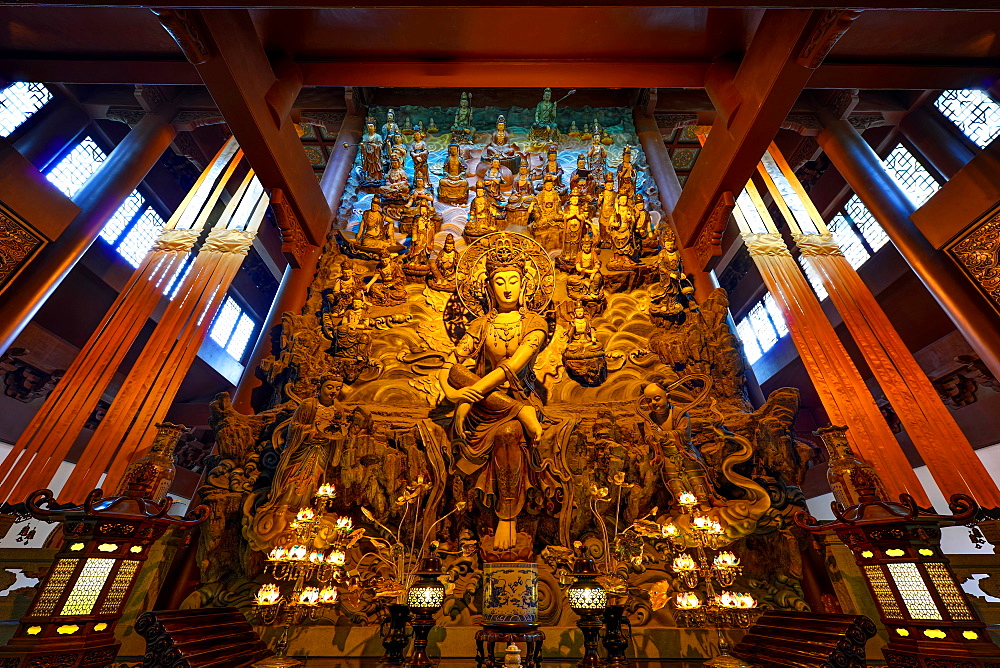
[406,553,445,668]
[0,486,206,668]
[567,553,607,668]
[797,481,1000,668]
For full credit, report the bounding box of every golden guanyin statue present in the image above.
[428,233,460,292]
[637,376,714,506]
[438,143,470,205]
[360,120,384,184]
[566,235,605,306]
[439,233,554,549]
[562,301,607,386]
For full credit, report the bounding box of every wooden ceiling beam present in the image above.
[4,57,996,91]
[672,9,859,270]
[153,8,330,248]
[4,1,1000,8]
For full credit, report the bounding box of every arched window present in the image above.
[0,82,52,137]
[933,89,1000,149]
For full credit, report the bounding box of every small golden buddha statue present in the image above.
[367,250,408,306]
[428,233,460,292]
[438,143,471,205]
[527,175,564,251]
[357,197,393,251]
[380,157,411,202]
[506,163,536,228]
[360,120,384,184]
[410,130,430,185]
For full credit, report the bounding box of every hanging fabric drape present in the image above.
[59,170,269,502]
[0,138,243,505]
[760,143,1000,508]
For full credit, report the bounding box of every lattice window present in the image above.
[934,89,1000,149]
[842,196,889,252]
[864,564,903,619]
[60,558,115,616]
[46,137,107,199]
[100,191,146,245]
[0,82,52,137]
[924,562,974,621]
[227,313,256,359]
[736,294,788,365]
[100,560,140,614]
[210,297,241,347]
[882,144,941,208]
[736,319,763,364]
[828,211,874,268]
[209,295,258,361]
[798,256,829,301]
[117,208,166,268]
[887,562,943,621]
[32,558,78,616]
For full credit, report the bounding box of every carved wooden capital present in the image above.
[135,84,175,114]
[271,188,311,268]
[691,191,735,267]
[743,232,792,257]
[654,113,699,132]
[151,8,212,65]
[170,131,210,170]
[794,233,844,257]
[172,111,227,132]
[106,108,146,126]
[781,114,822,136]
[298,111,346,134]
[848,114,887,131]
[796,10,863,69]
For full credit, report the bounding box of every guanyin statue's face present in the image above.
[490,269,522,312]
[319,378,343,406]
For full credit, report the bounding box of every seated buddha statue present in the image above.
[428,233,460,293]
[567,235,605,306]
[505,164,536,228]
[527,175,564,251]
[380,157,411,202]
[451,91,475,143]
[536,147,567,198]
[367,250,408,307]
[484,115,521,174]
[438,143,471,205]
[357,197,393,251]
[464,181,499,243]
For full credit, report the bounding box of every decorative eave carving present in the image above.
[796,10,863,69]
[654,113,699,132]
[271,187,311,268]
[151,8,212,65]
[170,131,210,170]
[173,110,227,132]
[106,108,146,126]
[848,114,888,131]
[781,114,822,136]
[788,136,821,173]
[692,191,735,267]
[298,111,346,134]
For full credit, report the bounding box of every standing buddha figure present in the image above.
[409,129,430,185]
[616,145,637,198]
[452,91,475,142]
[483,158,508,227]
[438,143,470,205]
[381,109,401,156]
[587,132,607,182]
[557,189,588,269]
[609,193,641,269]
[596,172,617,246]
[360,120,384,184]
